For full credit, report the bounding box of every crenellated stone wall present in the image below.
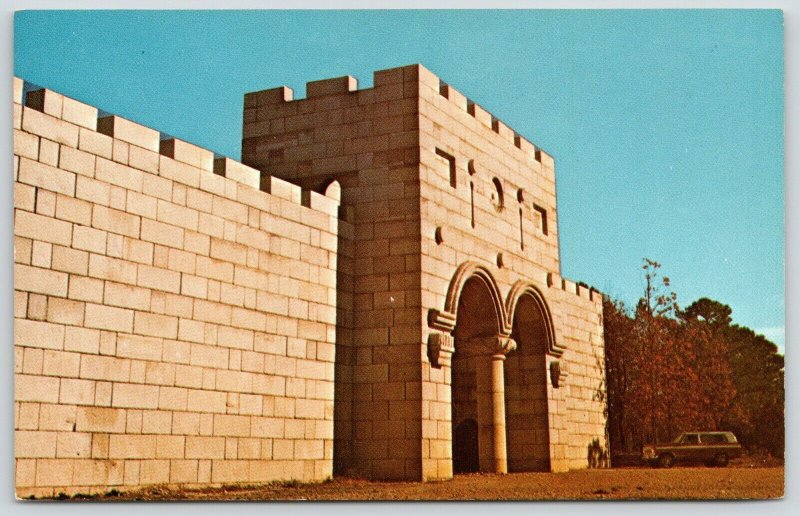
[14,63,607,495]
[13,79,341,498]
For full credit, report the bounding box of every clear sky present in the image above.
[13,9,785,351]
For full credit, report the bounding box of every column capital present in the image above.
[462,335,517,357]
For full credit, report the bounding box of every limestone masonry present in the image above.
[13,64,606,497]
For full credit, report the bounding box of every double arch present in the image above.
[428,261,562,357]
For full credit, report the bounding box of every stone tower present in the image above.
[242,64,606,481]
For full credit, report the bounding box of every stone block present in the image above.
[56,432,93,458]
[15,430,57,458]
[15,318,65,350]
[137,264,181,294]
[45,297,85,326]
[22,106,79,147]
[97,115,160,152]
[263,175,302,204]
[13,129,39,161]
[42,349,81,377]
[185,436,225,459]
[104,282,151,311]
[83,303,134,333]
[301,190,339,217]
[17,157,75,196]
[109,434,156,459]
[245,86,293,107]
[59,378,96,405]
[78,127,113,159]
[169,460,198,483]
[55,194,93,227]
[307,75,358,97]
[159,155,201,188]
[21,346,43,375]
[133,312,178,339]
[38,138,59,167]
[111,383,159,410]
[62,96,99,130]
[14,184,36,214]
[160,138,213,172]
[15,374,60,403]
[116,334,163,362]
[187,388,227,414]
[76,406,127,433]
[155,435,184,459]
[95,156,144,192]
[34,459,74,487]
[13,76,23,104]
[214,158,260,190]
[67,276,105,303]
[140,218,184,249]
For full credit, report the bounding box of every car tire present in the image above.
[658,454,674,469]
[714,453,728,467]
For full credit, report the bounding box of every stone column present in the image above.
[468,335,516,474]
[491,352,508,474]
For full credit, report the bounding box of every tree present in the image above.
[684,298,785,457]
[603,297,636,453]
[603,260,785,459]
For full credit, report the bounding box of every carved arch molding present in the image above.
[427,261,564,367]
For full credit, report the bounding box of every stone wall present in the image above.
[13,78,340,497]
[242,64,607,481]
[416,70,606,476]
[242,67,425,480]
[13,63,608,494]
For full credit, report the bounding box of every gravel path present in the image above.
[94,466,783,501]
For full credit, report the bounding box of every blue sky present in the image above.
[13,10,785,350]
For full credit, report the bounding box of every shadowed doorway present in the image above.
[451,276,501,474]
[505,293,551,472]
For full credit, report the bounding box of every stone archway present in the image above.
[451,274,515,474]
[504,290,553,472]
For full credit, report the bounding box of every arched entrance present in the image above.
[505,291,552,472]
[451,274,514,474]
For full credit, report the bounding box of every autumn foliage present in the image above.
[604,259,784,459]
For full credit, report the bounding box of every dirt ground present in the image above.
[77,465,783,501]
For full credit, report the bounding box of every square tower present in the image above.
[242,64,606,481]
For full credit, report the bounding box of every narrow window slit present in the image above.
[435,147,457,188]
[534,204,548,235]
[470,181,476,228]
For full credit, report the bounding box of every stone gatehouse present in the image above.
[14,64,606,496]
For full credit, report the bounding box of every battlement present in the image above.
[14,78,339,218]
[547,272,602,305]
[243,64,553,167]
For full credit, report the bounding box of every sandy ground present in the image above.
[71,465,783,501]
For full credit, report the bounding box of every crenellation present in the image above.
[62,96,99,131]
[160,138,214,172]
[97,116,160,153]
[439,83,469,111]
[244,86,294,108]
[26,89,64,119]
[306,76,358,98]
[214,158,260,190]
[13,77,24,105]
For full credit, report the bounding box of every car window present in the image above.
[683,434,700,444]
[701,433,727,444]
